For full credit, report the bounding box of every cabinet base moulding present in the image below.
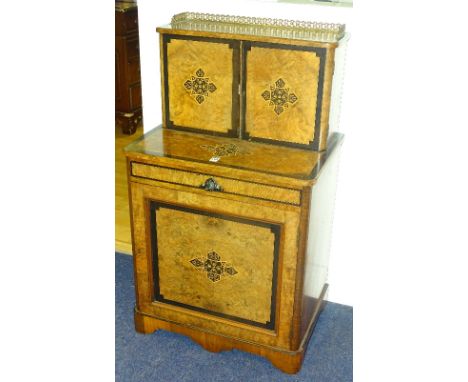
[134,284,328,374]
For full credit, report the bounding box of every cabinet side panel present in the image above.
[328,36,349,140]
[160,34,167,127]
[300,144,342,339]
[317,46,336,151]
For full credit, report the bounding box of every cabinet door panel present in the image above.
[151,201,279,329]
[162,35,240,136]
[243,42,326,149]
[130,182,300,348]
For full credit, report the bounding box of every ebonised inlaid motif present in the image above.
[261,78,298,115]
[184,68,217,104]
[190,250,238,283]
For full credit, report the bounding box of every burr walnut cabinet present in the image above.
[126,13,347,374]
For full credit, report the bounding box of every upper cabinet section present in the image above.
[158,13,347,151]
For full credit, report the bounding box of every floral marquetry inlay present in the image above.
[183,68,217,104]
[261,78,298,115]
[190,250,238,283]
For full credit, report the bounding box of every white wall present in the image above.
[4,2,468,380]
[138,0,354,305]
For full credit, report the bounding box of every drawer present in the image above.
[130,162,301,206]
[126,38,140,58]
[115,9,139,35]
[124,11,139,33]
[128,56,140,84]
[129,83,142,109]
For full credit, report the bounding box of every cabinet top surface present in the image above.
[158,12,345,44]
[125,126,343,182]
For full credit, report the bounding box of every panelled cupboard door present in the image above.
[131,182,301,348]
[162,35,240,137]
[243,42,327,150]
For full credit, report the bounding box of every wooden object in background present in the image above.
[115,1,142,134]
[125,127,344,373]
[115,123,143,254]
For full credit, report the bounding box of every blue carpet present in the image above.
[116,252,352,381]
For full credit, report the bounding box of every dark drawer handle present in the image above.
[200,178,222,192]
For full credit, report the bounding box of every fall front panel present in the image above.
[163,35,240,136]
[150,201,280,330]
[243,42,326,149]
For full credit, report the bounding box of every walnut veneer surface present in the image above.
[167,39,235,133]
[245,46,320,144]
[125,127,326,183]
[155,205,276,325]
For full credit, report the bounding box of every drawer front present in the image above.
[126,37,140,58]
[115,9,139,35]
[128,56,141,84]
[129,84,142,109]
[123,11,139,33]
[130,161,301,206]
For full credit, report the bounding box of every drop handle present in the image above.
[200,178,222,192]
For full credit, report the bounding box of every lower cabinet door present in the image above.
[130,182,301,348]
